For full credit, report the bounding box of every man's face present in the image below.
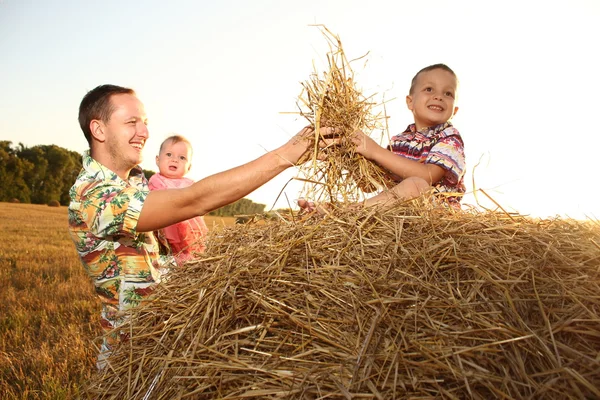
[101,93,149,175]
[156,140,192,179]
[406,69,459,130]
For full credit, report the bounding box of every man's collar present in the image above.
[82,150,144,183]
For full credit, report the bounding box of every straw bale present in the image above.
[86,27,600,400]
[86,204,600,399]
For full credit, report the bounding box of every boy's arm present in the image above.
[351,131,446,185]
[136,126,322,232]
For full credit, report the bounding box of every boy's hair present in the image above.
[159,135,194,156]
[409,64,458,95]
[78,84,135,146]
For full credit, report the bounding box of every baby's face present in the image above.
[156,140,192,179]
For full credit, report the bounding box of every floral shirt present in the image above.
[388,122,466,201]
[148,173,209,264]
[68,152,171,350]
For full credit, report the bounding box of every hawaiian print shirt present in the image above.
[68,152,171,350]
[388,122,466,201]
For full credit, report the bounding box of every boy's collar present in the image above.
[407,121,453,135]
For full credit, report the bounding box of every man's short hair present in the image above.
[78,84,135,146]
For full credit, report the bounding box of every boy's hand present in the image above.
[349,130,379,160]
[318,129,380,159]
[296,198,335,215]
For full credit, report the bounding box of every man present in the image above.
[68,84,326,367]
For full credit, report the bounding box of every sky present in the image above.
[1,0,599,220]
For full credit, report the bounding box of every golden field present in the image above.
[0,202,235,399]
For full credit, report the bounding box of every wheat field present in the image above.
[0,202,235,399]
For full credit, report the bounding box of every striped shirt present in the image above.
[388,122,466,200]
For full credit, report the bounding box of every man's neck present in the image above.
[90,148,133,180]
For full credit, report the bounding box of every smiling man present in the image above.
[68,84,323,368]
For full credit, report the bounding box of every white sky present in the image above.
[1,0,598,219]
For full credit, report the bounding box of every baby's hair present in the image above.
[409,63,458,95]
[159,135,193,156]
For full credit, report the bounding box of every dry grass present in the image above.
[0,203,237,399]
[0,202,100,399]
[204,215,238,229]
[86,203,600,399]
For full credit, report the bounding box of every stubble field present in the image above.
[0,202,235,399]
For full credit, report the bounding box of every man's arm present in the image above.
[137,126,318,232]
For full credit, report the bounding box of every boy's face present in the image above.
[155,140,192,179]
[406,68,459,130]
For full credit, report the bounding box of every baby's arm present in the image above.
[351,130,445,185]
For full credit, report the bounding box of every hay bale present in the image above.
[86,204,600,399]
[47,200,61,207]
[86,28,600,399]
[296,26,393,202]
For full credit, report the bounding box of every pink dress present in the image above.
[148,173,209,264]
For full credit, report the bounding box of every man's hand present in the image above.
[281,125,338,165]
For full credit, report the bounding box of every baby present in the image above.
[148,135,209,264]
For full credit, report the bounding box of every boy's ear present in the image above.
[90,120,106,142]
[452,106,459,117]
[406,95,414,111]
[155,155,160,167]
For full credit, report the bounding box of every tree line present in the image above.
[0,141,82,205]
[207,198,265,218]
[0,141,266,216]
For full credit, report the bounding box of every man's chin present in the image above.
[134,154,144,166]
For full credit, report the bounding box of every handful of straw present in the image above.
[296,26,394,203]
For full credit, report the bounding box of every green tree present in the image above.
[18,145,49,204]
[143,169,156,181]
[61,149,83,205]
[209,198,266,217]
[15,144,83,205]
[0,141,33,202]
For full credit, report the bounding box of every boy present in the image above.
[300,63,465,211]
